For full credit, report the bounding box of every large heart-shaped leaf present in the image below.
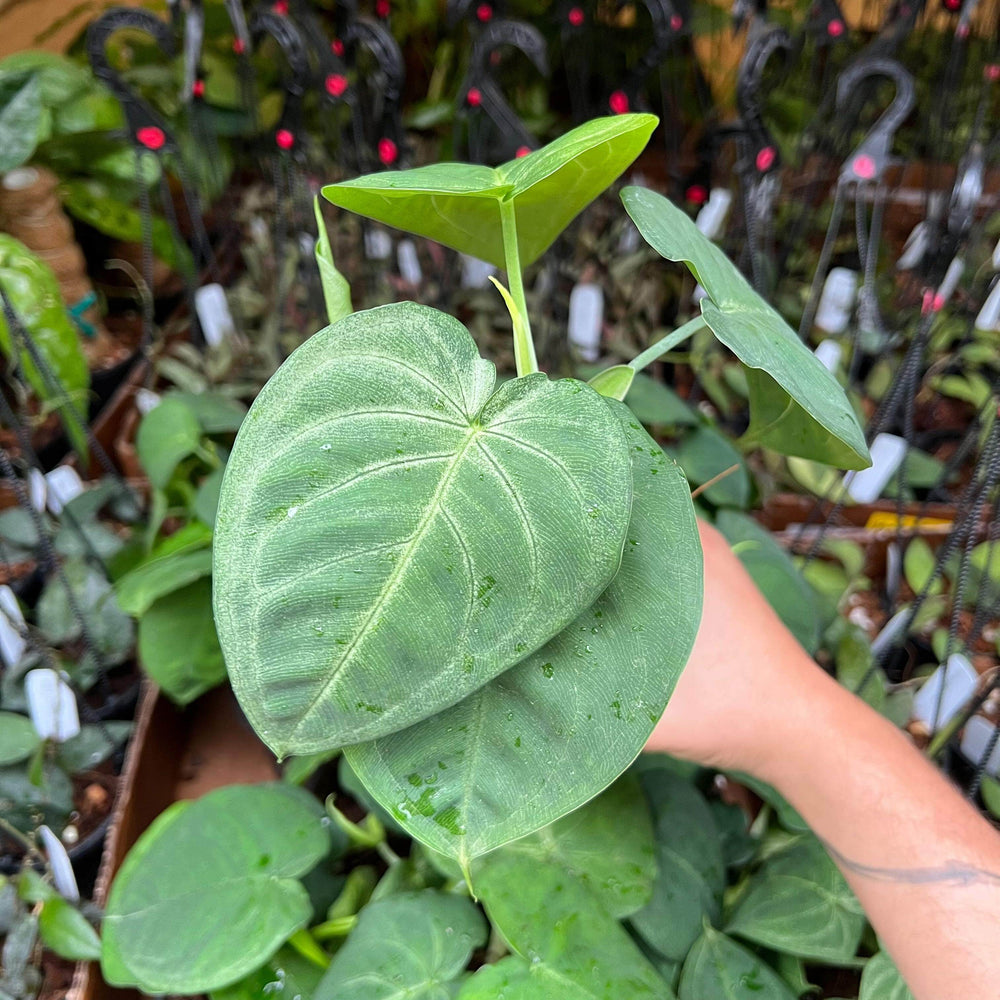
[678,926,797,1000]
[629,762,725,962]
[314,891,486,1000]
[323,115,657,268]
[102,783,330,995]
[726,836,865,963]
[460,849,674,1000]
[621,187,870,471]
[214,302,632,756]
[345,404,701,866]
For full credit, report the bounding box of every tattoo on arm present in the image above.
[821,839,1000,888]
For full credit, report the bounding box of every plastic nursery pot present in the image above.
[68,682,280,1000]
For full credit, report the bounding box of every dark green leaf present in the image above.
[314,891,486,1000]
[138,579,226,705]
[715,510,819,653]
[859,951,913,1000]
[630,763,725,962]
[467,850,674,1000]
[727,836,865,963]
[60,179,193,275]
[0,234,90,456]
[669,425,750,508]
[55,722,132,772]
[102,783,330,994]
[135,397,204,489]
[679,926,796,1000]
[168,391,247,435]
[0,712,40,766]
[495,776,656,919]
[624,373,698,428]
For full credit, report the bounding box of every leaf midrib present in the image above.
[287,427,481,745]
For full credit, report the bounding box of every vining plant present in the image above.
[100,114,873,997]
[212,112,867,871]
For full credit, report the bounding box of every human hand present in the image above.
[647,519,823,779]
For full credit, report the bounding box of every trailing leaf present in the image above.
[620,187,870,470]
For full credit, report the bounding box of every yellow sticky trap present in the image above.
[864,512,953,531]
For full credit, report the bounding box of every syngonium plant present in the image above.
[211,114,870,875]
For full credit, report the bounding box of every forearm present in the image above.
[758,663,1000,1000]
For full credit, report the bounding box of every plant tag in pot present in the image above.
[695,188,732,241]
[934,256,964,308]
[0,585,27,668]
[38,824,80,902]
[912,653,977,732]
[25,668,80,743]
[975,279,1000,332]
[460,253,496,289]
[28,468,46,512]
[814,339,843,373]
[567,282,603,361]
[815,267,858,335]
[897,220,930,271]
[397,239,422,285]
[135,388,162,415]
[842,433,906,503]
[45,467,85,515]
[870,607,911,659]
[364,227,393,260]
[195,284,237,348]
[960,715,1000,777]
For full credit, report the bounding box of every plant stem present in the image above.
[0,817,38,858]
[629,315,708,374]
[499,199,538,377]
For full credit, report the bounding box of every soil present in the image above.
[38,953,77,1000]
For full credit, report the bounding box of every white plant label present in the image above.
[195,283,237,348]
[364,227,393,261]
[567,282,604,362]
[460,253,496,289]
[695,189,733,241]
[25,668,81,743]
[39,825,81,902]
[0,585,27,668]
[397,239,422,285]
[842,433,907,503]
[960,715,1000,777]
[912,653,977,732]
[815,267,858,335]
[45,466,85,515]
[813,339,843,373]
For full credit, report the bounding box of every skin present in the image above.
[648,521,1000,1000]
